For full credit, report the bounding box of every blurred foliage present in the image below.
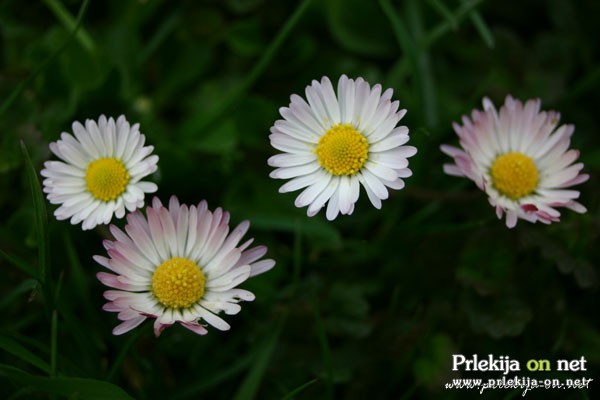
[1,0,599,399]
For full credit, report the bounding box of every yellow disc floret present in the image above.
[315,124,369,176]
[85,157,130,202]
[490,152,539,200]
[152,257,205,309]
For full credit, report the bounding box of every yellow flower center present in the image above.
[152,257,205,309]
[490,152,539,200]
[85,158,130,202]
[315,124,369,176]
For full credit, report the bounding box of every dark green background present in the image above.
[1,0,599,399]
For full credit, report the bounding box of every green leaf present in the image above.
[0,365,134,400]
[0,336,51,374]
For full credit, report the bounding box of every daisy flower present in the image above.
[268,75,417,220]
[441,95,589,228]
[41,115,159,230]
[95,196,275,336]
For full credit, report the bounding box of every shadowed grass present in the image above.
[427,0,458,31]
[379,0,438,126]
[0,364,134,400]
[106,329,144,382]
[312,292,333,400]
[0,336,51,374]
[42,0,96,54]
[20,143,49,291]
[180,0,314,140]
[232,317,285,400]
[281,378,318,400]
[421,0,486,48]
[468,7,495,48]
[0,249,40,281]
[0,0,90,117]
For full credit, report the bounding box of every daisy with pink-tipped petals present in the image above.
[441,95,588,228]
[95,196,275,336]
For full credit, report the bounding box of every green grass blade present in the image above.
[0,279,38,310]
[42,0,96,54]
[379,0,416,68]
[0,0,90,117]
[564,64,600,101]
[468,8,495,48]
[20,142,48,286]
[0,364,134,400]
[106,328,143,382]
[380,0,438,125]
[244,212,342,249]
[406,0,438,125]
[280,378,318,400]
[0,336,51,374]
[137,11,180,65]
[171,354,253,400]
[180,0,313,139]
[421,0,485,49]
[426,0,458,30]
[232,318,285,400]
[50,310,58,378]
[292,218,303,290]
[6,387,37,400]
[63,231,97,321]
[0,248,40,281]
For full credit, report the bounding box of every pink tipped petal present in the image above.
[181,322,209,335]
[442,96,588,228]
[113,316,146,336]
[96,196,273,337]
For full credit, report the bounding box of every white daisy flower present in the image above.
[441,95,589,228]
[41,115,159,230]
[95,196,275,336]
[268,75,417,220]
